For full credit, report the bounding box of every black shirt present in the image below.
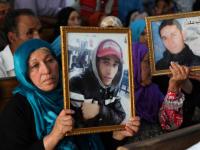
[0,94,44,150]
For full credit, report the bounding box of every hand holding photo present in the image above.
[146,11,200,76]
[60,27,134,135]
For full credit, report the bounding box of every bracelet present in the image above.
[167,91,178,101]
[163,93,185,110]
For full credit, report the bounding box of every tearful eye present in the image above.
[46,58,55,63]
[29,63,39,71]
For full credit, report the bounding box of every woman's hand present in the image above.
[112,116,140,141]
[168,62,190,93]
[43,109,74,150]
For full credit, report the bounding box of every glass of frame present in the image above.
[146,11,200,76]
[60,27,135,135]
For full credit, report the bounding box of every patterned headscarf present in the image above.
[100,16,123,27]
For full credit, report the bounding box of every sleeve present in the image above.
[100,132,127,150]
[0,94,45,150]
[0,56,8,78]
[14,0,38,15]
[159,92,185,131]
[99,97,126,125]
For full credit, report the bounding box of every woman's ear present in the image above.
[7,31,17,44]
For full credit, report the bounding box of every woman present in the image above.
[133,43,164,124]
[52,7,81,62]
[54,7,81,39]
[130,18,163,124]
[99,15,123,28]
[129,19,146,43]
[0,39,140,149]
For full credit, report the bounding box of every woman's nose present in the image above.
[41,63,50,74]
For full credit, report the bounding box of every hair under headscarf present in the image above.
[132,42,164,123]
[129,19,146,43]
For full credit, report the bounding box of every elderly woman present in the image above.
[0,39,140,150]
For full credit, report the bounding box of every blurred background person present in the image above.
[0,9,41,78]
[53,7,81,40]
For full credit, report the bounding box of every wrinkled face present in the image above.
[68,11,81,26]
[160,25,185,54]
[98,55,119,86]
[141,53,151,86]
[28,48,59,92]
[10,15,42,50]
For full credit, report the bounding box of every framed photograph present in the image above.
[60,27,135,135]
[146,11,200,76]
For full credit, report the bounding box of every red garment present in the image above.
[159,92,185,131]
[80,0,118,22]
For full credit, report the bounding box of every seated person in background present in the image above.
[53,7,81,40]
[129,19,146,43]
[0,39,140,150]
[0,9,41,78]
[14,0,66,17]
[70,39,126,128]
[80,0,118,25]
[100,15,123,28]
[125,9,148,27]
[151,0,177,16]
[51,7,81,63]
[118,0,143,25]
[0,0,11,50]
[0,0,11,25]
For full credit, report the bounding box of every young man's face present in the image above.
[160,24,185,54]
[98,55,119,86]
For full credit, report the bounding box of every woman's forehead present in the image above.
[29,47,51,60]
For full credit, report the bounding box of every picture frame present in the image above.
[146,11,200,76]
[60,27,135,135]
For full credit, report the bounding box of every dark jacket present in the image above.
[0,94,44,150]
[69,42,126,128]
[156,44,200,70]
[70,68,126,128]
[0,94,124,150]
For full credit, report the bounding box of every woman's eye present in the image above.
[31,64,39,69]
[29,63,39,72]
[46,58,55,63]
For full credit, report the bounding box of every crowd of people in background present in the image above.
[1,0,200,149]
